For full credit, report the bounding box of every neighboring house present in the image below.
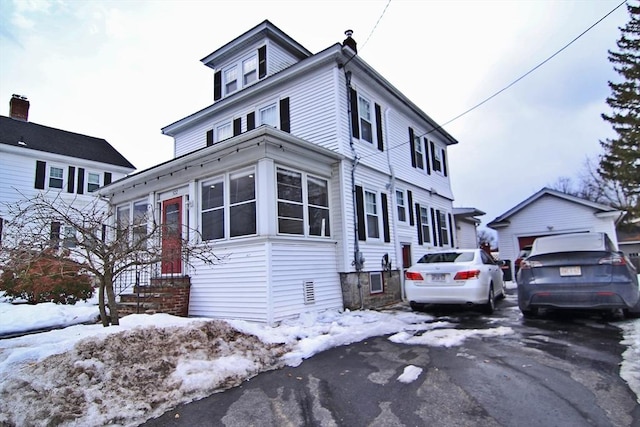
[452,207,485,249]
[617,219,640,270]
[0,94,136,246]
[487,187,626,273]
[99,21,460,323]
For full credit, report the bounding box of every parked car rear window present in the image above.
[419,252,474,263]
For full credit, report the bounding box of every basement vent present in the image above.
[303,280,315,305]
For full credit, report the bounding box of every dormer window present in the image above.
[243,55,257,85]
[224,67,238,95]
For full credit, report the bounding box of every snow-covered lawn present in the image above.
[0,283,638,427]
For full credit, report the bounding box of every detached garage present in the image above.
[487,188,626,275]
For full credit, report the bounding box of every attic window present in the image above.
[243,55,257,85]
[224,67,238,94]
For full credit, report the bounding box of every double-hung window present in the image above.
[48,166,64,189]
[216,122,232,142]
[243,55,257,85]
[201,170,256,240]
[365,190,379,239]
[224,67,238,94]
[63,226,77,248]
[420,206,431,244]
[439,211,449,245]
[414,135,424,170]
[358,95,373,143]
[277,168,304,235]
[116,205,131,242]
[87,172,100,192]
[396,190,406,222]
[276,167,330,237]
[259,104,277,127]
[433,146,443,172]
[132,201,148,244]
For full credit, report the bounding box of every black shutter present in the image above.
[67,166,75,193]
[77,168,85,195]
[381,193,390,243]
[233,118,241,136]
[279,97,290,132]
[448,213,455,247]
[355,185,366,241]
[430,207,438,246]
[206,129,213,147]
[409,127,416,168]
[350,88,359,139]
[436,209,443,247]
[247,112,255,131]
[424,138,431,175]
[442,149,448,177]
[35,160,46,189]
[407,190,414,225]
[104,172,112,185]
[214,70,222,101]
[258,45,267,78]
[375,103,384,151]
[430,140,437,170]
[415,203,423,245]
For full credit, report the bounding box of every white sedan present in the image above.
[404,249,506,313]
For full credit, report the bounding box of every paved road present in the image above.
[144,291,640,426]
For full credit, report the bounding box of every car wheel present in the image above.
[520,307,539,318]
[483,285,495,314]
[624,298,640,319]
[409,302,423,312]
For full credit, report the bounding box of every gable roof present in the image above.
[0,115,135,169]
[487,187,622,229]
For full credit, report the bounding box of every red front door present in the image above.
[161,197,182,275]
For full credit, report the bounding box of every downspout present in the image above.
[344,69,364,309]
[384,108,405,301]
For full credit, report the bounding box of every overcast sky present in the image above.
[0,0,630,233]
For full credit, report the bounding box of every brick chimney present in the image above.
[342,30,357,54]
[9,94,29,121]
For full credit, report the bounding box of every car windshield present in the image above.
[418,252,474,263]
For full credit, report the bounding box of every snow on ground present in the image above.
[0,282,638,426]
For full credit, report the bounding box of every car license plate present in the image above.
[560,266,581,276]
[431,274,446,282]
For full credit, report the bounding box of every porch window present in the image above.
[229,171,256,237]
[277,168,304,235]
[420,206,431,244]
[201,178,224,241]
[132,200,148,244]
[276,167,330,237]
[365,190,379,239]
[116,205,130,242]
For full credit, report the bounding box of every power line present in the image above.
[361,0,392,50]
[360,0,628,160]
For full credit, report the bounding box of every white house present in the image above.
[452,207,485,249]
[0,95,135,246]
[487,187,626,273]
[100,21,460,323]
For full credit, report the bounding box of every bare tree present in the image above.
[477,229,496,249]
[0,193,219,326]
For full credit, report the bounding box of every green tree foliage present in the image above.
[0,249,93,305]
[600,2,640,220]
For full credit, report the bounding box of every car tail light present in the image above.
[519,260,542,270]
[405,271,424,281]
[453,270,480,280]
[598,255,627,266]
